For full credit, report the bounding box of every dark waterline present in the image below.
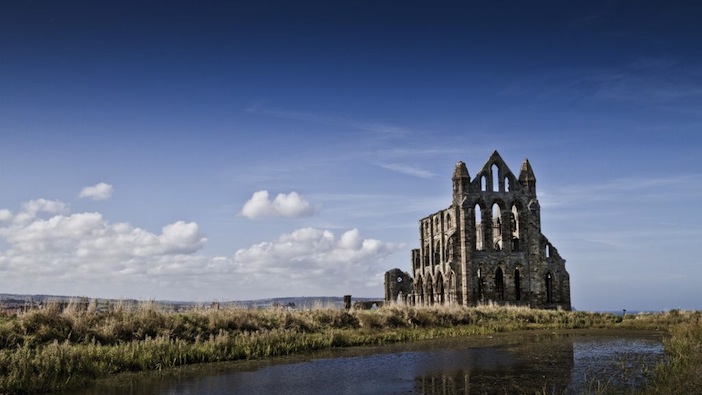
[63,330,664,395]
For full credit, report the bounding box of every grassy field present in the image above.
[0,301,699,394]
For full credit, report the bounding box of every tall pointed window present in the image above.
[492,164,500,192]
[427,281,434,305]
[495,267,504,301]
[475,204,484,251]
[510,205,520,251]
[477,268,485,301]
[514,269,521,301]
[492,203,502,251]
[436,272,445,305]
[416,276,424,305]
[434,241,441,265]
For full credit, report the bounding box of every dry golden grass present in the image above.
[0,301,699,394]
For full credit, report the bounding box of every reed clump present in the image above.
[646,314,702,394]
[0,300,697,394]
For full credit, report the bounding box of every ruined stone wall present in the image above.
[388,151,571,310]
[384,268,413,304]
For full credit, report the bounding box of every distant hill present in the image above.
[0,293,380,310]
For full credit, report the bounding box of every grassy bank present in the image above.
[0,302,699,394]
[646,318,702,394]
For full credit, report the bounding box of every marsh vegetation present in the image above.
[0,301,699,394]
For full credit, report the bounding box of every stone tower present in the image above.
[386,151,570,309]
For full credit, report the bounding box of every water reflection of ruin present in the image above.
[414,335,575,394]
[67,332,665,394]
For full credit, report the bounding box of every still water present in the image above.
[65,330,664,395]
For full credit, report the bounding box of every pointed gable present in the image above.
[471,150,519,193]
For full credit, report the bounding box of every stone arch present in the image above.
[447,270,457,304]
[491,164,500,192]
[495,266,505,301]
[446,235,455,261]
[474,202,487,251]
[415,275,425,305]
[509,201,523,252]
[477,267,486,302]
[545,272,553,304]
[433,240,441,265]
[435,271,446,305]
[491,200,506,251]
[514,267,521,301]
[426,277,435,305]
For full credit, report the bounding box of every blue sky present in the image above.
[1,1,701,311]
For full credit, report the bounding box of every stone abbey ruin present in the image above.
[385,151,571,310]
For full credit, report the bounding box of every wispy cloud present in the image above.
[310,192,446,222]
[498,59,702,114]
[358,123,409,139]
[540,174,702,209]
[375,147,466,158]
[245,104,410,140]
[376,163,435,178]
[245,104,334,124]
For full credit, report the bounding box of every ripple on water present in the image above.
[569,337,665,392]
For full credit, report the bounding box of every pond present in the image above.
[63,330,665,394]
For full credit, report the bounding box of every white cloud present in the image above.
[0,199,207,280]
[0,209,12,222]
[79,182,113,201]
[159,221,208,254]
[233,227,404,295]
[11,199,69,225]
[0,198,400,300]
[241,190,314,219]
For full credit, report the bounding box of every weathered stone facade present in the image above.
[384,268,413,303]
[386,151,570,309]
